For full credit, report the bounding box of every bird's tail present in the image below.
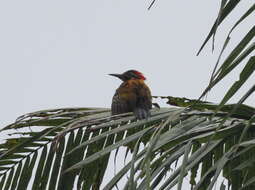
[134,108,151,120]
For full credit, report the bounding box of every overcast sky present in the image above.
[0,0,254,189]
[1,0,254,127]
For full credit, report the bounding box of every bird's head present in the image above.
[109,70,146,81]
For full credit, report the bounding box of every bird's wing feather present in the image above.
[136,83,152,110]
[133,81,152,119]
[111,80,152,119]
[111,92,130,115]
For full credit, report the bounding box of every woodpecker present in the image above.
[109,70,152,119]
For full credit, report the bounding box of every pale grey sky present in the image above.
[0,0,254,189]
[1,0,254,127]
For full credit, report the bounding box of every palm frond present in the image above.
[0,100,255,189]
[0,2,254,189]
[193,1,255,113]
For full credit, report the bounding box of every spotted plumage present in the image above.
[109,70,152,119]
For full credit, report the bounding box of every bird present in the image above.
[109,70,152,119]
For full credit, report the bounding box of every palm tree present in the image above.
[0,1,254,189]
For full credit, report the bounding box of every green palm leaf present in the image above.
[0,101,255,189]
[1,1,254,189]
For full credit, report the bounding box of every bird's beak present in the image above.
[109,73,122,79]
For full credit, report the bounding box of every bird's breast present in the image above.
[116,79,150,100]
